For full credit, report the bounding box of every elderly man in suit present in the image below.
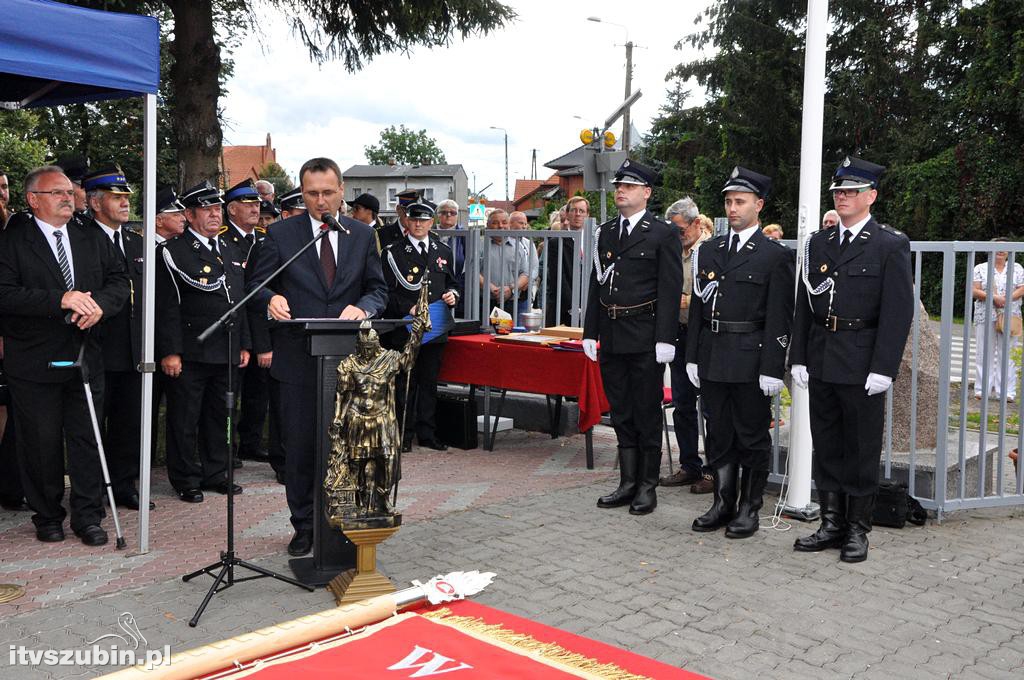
[247,157,388,557]
[0,165,129,545]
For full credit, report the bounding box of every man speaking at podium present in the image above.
[247,157,388,557]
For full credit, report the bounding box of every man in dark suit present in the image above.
[82,164,150,511]
[0,165,129,545]
[583,159,682,516]
[382,199,459,451]
[247,157,388,556]
[686,167,794,538]
[544,196,589,327]
[156,180,251,504]
[790,157,913,563]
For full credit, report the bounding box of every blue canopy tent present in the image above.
[1,0,161,552]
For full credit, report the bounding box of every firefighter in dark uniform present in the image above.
[790,156,913,562]
[82,164,153,511]
[583,159,682,515]
[686,167,794,538]
[155,181,251,503]
[378,189,418,249]
[382,199,459,451]
[220,179,270,465]
[277,187,306,220]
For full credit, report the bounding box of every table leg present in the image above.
[487,389,508,452]
[585,428,594,470]
[545,395,563,439]
[482,385,491,450]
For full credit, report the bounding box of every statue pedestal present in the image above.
[327,522,401,605]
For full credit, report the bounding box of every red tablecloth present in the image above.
[438,334,609,432]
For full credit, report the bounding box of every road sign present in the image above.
[468,203,486,221]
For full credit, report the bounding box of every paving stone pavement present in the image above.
[3,426,1024,679]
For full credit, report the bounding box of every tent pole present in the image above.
[138,92,157,554]
[783,0,829,521]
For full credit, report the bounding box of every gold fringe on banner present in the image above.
[423,608,651,680]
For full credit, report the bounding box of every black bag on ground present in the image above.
[436,392,478,450]
[874,480,927,528]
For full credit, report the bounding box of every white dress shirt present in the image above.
[310,213,338,265]
[35,217,75,284]
[838,214,872,243]
[728,223,760,252]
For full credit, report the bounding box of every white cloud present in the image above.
[221,0,712,198]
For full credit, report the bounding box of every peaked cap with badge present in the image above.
[612,158,659,187]
[406,199,436,221]
[278,187,305,212]
[180,180,224,208]
[156,186,185,214]
[721,166,772,198]
[82,164,133,195]
[224,178,261,204]
[828,156,885,191]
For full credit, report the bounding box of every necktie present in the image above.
[840,230,852,252]
[728,233,740,260]
[320,225,336,287]
[243,233,254,251]
[112,230,127,265]
[418,241,427,256]
[208,237,218,256]
[54,230,74,290]
[618,219,629,248]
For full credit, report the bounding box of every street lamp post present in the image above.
[587,17,633,151]
[489,126,509,201]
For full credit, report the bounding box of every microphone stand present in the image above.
[182,223,334,626]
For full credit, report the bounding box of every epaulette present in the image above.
[255,225,267,234]
[878,223,905,237]
[217,225,228,235]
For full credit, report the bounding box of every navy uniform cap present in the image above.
[259,199,280,217]
[52,154,90,184]
[278,187,305,211]
[180,180,224,208]
[156,186,185,213]
[82,163,133,195]
[224,178,260,203]
[829,156,885,191]
[612,159,659,187]
[406,199,437,220]
[722,166,772,198]
[350,193,380,215]
[397,189,422,207]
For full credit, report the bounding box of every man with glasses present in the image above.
[790,156,913,563]
[435,200,465,314]
[247,157,387,557]
[0,166,129,545]
[544,196,589,327]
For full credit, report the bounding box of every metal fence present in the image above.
[436,226,1024,519]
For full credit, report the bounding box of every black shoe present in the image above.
[725,467,769,538]
[237,447,270,462]
[597,447,638,508]
[419,439,448,451]
[692,463,739,532]
[115,493,155,511]
[36,525,65,542]
[287,529,313,556]
[840,494,875,563]
[177,488,204,503]
[74,524,108,546]
[1,497,30,512]
[794,491,847,552]
[401,439,413,453]
[232,457,244,469]
[201,481,243,495]
[629,449,663,515]
[275,470,286,485]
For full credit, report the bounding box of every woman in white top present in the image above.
[972,239,1024,401]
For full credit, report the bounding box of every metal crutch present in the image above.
[49,329,127,550]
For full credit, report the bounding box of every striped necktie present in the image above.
[54,229,74,290]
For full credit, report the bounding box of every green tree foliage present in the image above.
[364,125,447,166]
[258,161,295,195]
[0,110,51,212]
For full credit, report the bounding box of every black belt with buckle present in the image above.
[603,301,655,319]
[818,315,878,332]
[703,319,765,333]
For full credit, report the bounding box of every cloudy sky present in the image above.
[221,0,713,200]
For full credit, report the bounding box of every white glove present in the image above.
[791,364,809,390]
[759,374,784,397]
[582,338,598,362]
[655,342,675,364]
[686,362,700,388]
[865,372,892,396]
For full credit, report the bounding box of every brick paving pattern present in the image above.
[2,426,1024,679]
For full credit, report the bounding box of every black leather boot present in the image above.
[840,494,875,563]
[597,447,638,508]
[692,463,738,531]
[725,467,769,538]
[629,449,662,515]
[794,491,847,552]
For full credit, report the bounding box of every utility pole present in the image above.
[623,40,633,151]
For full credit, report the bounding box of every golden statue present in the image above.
[325,285,430,527]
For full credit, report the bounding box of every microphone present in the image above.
[321,213,350,234]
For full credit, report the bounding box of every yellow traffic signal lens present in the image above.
[603,131,616,149]
[580,129,595,145]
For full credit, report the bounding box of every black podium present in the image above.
[283,318,405,586]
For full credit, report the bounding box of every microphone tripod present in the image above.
[181,219,342,626]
